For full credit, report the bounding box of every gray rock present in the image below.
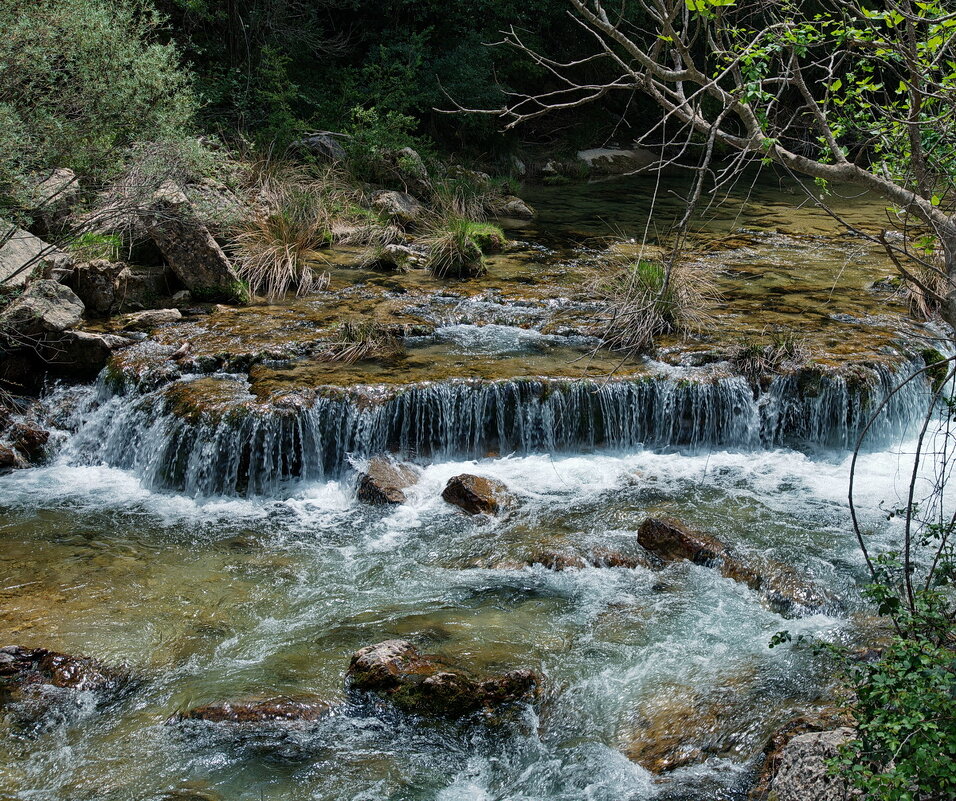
[770,728,854,801]
[144,181,243,302]
[386,147,430,193]
[28,168,81,233]
[40,330,134,373]
[0,224,72,287]
[371,190,425,227]
[65,260,129,316]
[296,132,348,163]
[0,280,84,338]
[494,196,535,220]
[577,147,657,175]
[118,308,182,331]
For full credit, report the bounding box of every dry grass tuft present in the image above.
[587,246,719,355]
[729,330,808,378]
[316,320,405,364]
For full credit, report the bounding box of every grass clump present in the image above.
[69,232,122,261]
[588,249,717,354]
[317,320,404,364]
[730,329,807,378]
[421,215,488,278]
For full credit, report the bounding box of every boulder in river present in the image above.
[769,727,854,801]
[40,330,135,373]
[118,308,183,331]
[144,181,244,303]
[0,280,84,338]
[8,422,50,462]
[346,639,539,718]
[493,195,535,220]
[637,517,726,565]
[179,697,333,725]
[357,456,419,505]
[577,147,657,175]
[442,474,514,515]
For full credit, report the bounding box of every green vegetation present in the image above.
[68,233,122,263]
[589,252,717,355]
[422,215,489,278]
[317,320,404,364]
[0,0,194,203]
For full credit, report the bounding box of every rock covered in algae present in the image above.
[442,474,514,516]
[179,697,334,725]
[637,517,727,565]
[769,727,855,801]
[346,639,539,717]
[356,456,419,505]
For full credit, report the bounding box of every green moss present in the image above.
[466,222,507,254]
[921,348,950,393]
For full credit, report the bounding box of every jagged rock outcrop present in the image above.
[144,181,243,302]
[65,260,130,316]
[346,639,539,717]
[0,280,84,338]
[357,456,419,505]
[442,474,514,515]
[769,728,854,801]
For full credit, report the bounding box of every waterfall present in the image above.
[49,363,930,496]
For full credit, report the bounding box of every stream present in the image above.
[0,171,941,800]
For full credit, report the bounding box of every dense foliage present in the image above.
[0,0,195,197]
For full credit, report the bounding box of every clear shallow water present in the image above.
[0,437,927,801]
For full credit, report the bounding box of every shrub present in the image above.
[0,0,195,190]
[588,248,718,354]
[344,106,432,186]
[421,215,488,278]
[69,233,123,262]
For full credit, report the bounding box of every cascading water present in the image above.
[52,360,930,496]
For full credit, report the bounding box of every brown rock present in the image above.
[40,330,134,373]
[346,639,539,718]
[9,423,49,462]
[65,260,129,316]
[442,474,514,515]
[637,517,727,565]
[0,644,124,714]
[357,457,419,505]
[0,445,17,470]
[180,697,332,724]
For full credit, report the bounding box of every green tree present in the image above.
[0,0,195,193]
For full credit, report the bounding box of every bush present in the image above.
[0,0,195,192]
[588,248,718,354]
[422,215,489,278]
[69,233,123,262]
[344,106,433,186]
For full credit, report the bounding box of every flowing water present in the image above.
[0,172,943,801]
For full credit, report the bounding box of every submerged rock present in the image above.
[346,639,539,718]
[357,456,419,505]
[0,645,126,722]
[637,518,830,616]
[577,147,657,175]
[442,474,514,515]
[637,517,725,565]
[770,728,854,801]
[623,680,768,773]
[180,697,333,724]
